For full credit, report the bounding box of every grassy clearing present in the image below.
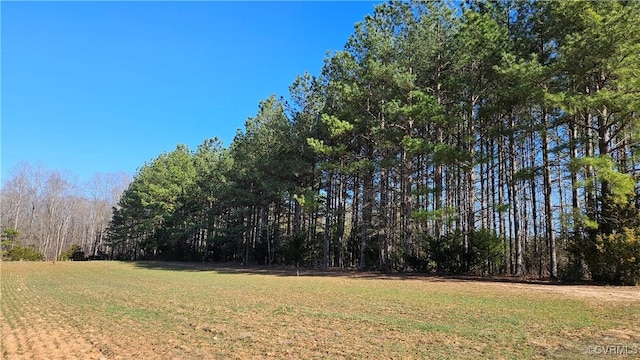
[1,261,639,359]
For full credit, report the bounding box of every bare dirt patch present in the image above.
[414,276,640,304]
[503,282,640,303]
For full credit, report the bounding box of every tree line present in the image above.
[107,0,640,284]
[4,1,639,284]
[1,162,130,261]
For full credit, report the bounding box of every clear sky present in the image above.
[1,1,378,183]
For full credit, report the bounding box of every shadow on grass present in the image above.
[131,260,606,286]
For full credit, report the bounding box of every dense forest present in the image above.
[2,1,639,284]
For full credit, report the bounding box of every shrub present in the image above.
[425,231,466,274]
[585,227,640,286]
[2,228,44,261]
[2,228,19,259]
[469,228,504,275]
[572,193,640,285]
[6,244,44,261]
[404,251,430,273]
[423,229,504,275]
[60,244,86,261]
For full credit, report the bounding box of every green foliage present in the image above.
[425,231,466,274]
[60,244,86,261]
[2,228,19,242]
[494,203,511,214]
[281,232,313,267]
[292,191,321,213]
[2,228,44,261]
[101,0,640,282]
[1,228,19,259]
[422,229,504,275]
[570,196,640,285]
[413,207,458,228]
[322,114,354,137]
[107,144,199,259]
[5,245,44,261]
[587,228,640,286]
[469,228,504,275]
[570,156,636,205]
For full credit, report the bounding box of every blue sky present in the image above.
[1,1,378,183]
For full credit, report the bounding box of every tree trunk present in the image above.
[360,154,374,271]
[323,172,332,270]
[401,122,414,271]
[542,110,557,279]
[509,113,523,276]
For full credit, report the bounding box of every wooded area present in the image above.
[2,1,639,284]
[1,163,130,261]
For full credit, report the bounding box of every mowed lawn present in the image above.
[1,262,639,359]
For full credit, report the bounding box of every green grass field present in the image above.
[1,261,639,359]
